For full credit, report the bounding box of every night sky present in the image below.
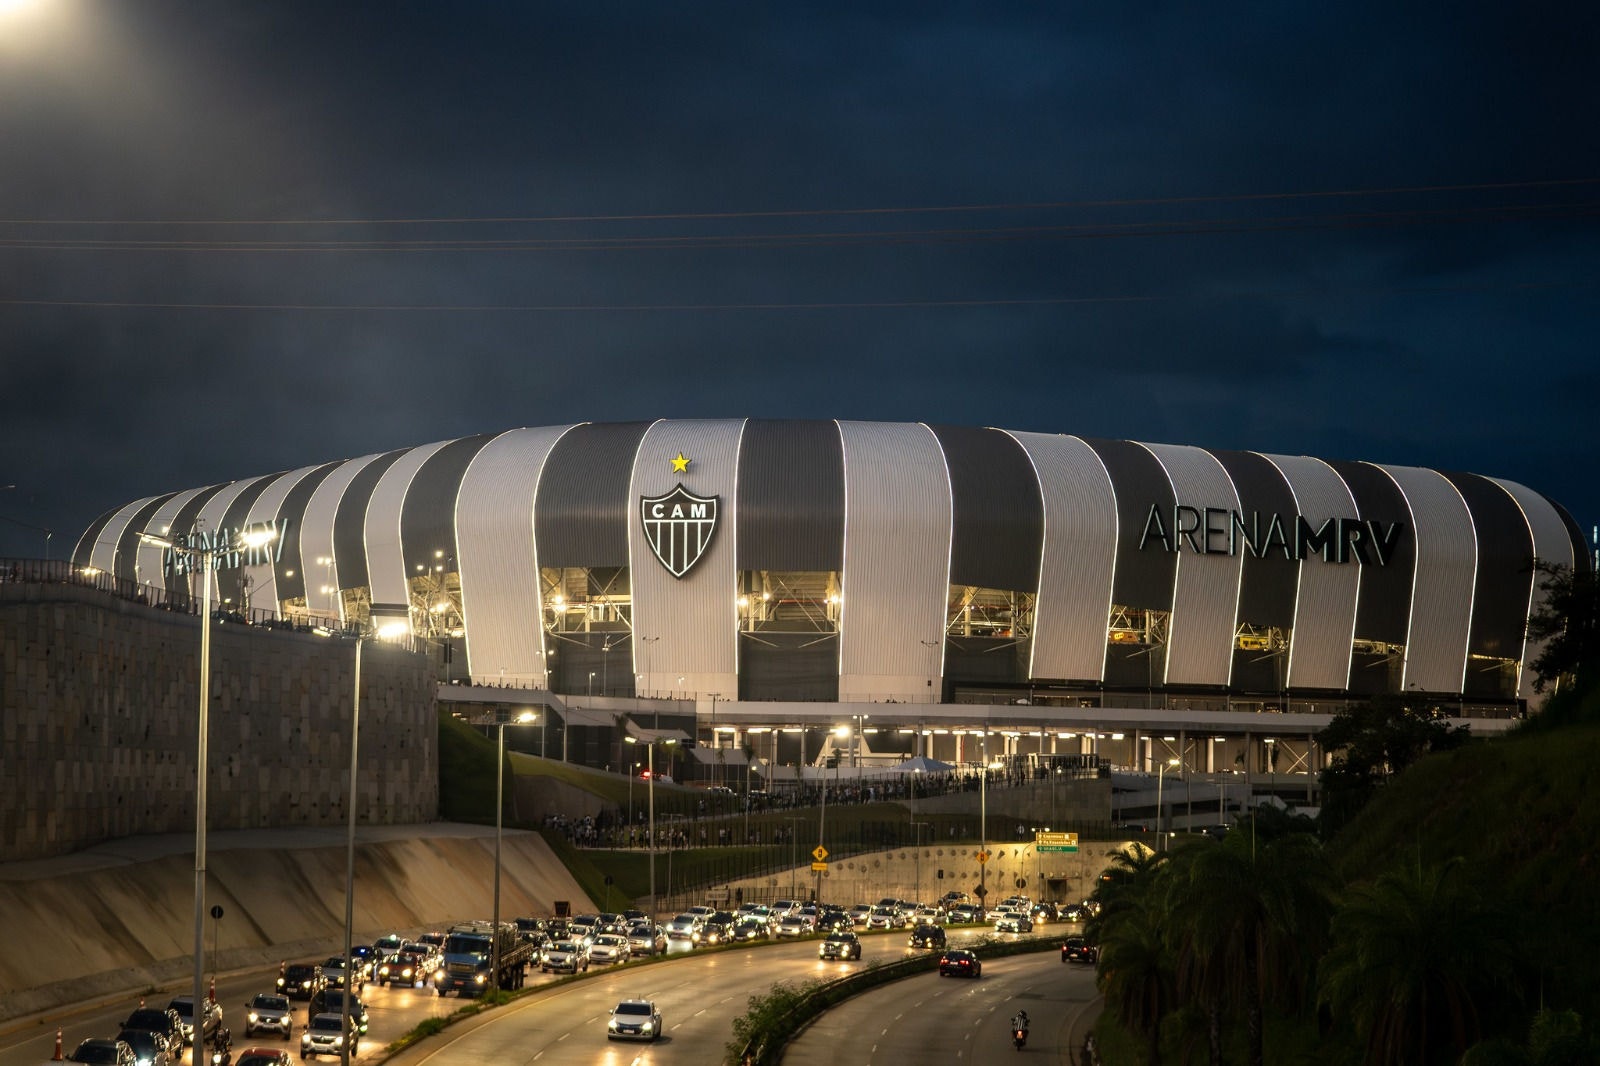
[2,2,1596,560]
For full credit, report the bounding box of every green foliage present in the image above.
[1526,562,1600,697]
[1315,695,1471,838]
[725,979,824,1065]
[437,710,498,823]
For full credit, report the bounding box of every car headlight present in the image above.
[608,1019,619,1030]
[301,1035,311,1046]
[642,1022,654,1032]
[248,1013,259,1023]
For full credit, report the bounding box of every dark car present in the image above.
[1061,935,1099,964]
[68,1040,135,1066]
[908,924,947,950]
[115,1029,172,1066]
[818,931,863,961]
[306,990,368,1035]
[278,964,324,1001]
[122,1007,184,1052]
[234,1049,293,1066]
[167,995,223,1047]
[299,1013,359,1061]
[938,949,982,979]
[730,916,770,942]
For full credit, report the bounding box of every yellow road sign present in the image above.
[811,862,829,872]
[976,850,990,864]
[812,845,829,862]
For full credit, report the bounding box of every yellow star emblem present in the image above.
[670,452,691,473]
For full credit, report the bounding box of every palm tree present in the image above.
[1318,855,1518,1066]
[1092,843,1175,1065]
[1166,827,1334,1066]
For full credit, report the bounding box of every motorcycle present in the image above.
[1012,1026,1028,1051]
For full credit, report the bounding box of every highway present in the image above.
[2,925,1065,1066]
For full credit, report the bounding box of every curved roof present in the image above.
[72,419,1585,705]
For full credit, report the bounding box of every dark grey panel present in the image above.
[274,462,342,601]
[215,473,284,609]
[944,635,1029,687]
[736,419,845,571]
[1085,438,1176,611]
[1551,499,1593,575]
[112,493,179,581]
[163,484,230,604]
[332,450,407,589]
[738,633,841,701]
[1209,450,1298,628]
[1325,461,1415,645]
[1443,472,1535,661]
[535,421,652,568]
[401,434,496,575]
[72,506,121,569]
[931,425,1044,592]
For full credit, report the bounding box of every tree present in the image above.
[1316,695,1471,838]
[1166,829,1335,1066]
[1526,562,1600,697]
[1318,856,1519,1066]
[1092,843,1175,1066]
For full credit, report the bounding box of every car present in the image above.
[595,912,625,933]
[234,1049,293,1066]
[121,1007,184,1052]
[306,990,367,1035]
[540,939,589,973]
[243,994,293,1039]
[664,913,703,941]
[817,931,862,960]
[699,911,737,944]
[374,950,428,987]
[865,904,902,930]
[606,999,663,1042]
[1058,903,1090,922]
[588,934,630,964]
[68,1039,135,1066]
[626,924,667,956]
[938,949,982,978]
[947,903,985,924]
[316,957,352,989]
[168,995,223,1046]
[1061,936,1099,965]
[1030,901,1058,923]
[369,934,408,957]
[908,924,947,950]
[815,910,853,934]
[770,899,801,917]
[994,913,1034,934]
[774,914,810,938]
[299,1013,359,1060]
[730,916,770,942]
[115,1029,172,1066]
[278,964,324,1001]
[940,890,971,906]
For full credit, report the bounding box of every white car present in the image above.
[994,913,1034,934]
[540,940,589,974]
[664,913,703,941]
[242,993,292,1039]
[774,915,810,938]
[301,1013,359,1060]
[607,999,663,1042]
[587,934,630,964]
[865,905,901,930]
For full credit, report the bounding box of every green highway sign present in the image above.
[1035,830,1079,853]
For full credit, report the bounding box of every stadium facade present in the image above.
[72,420,1585,729]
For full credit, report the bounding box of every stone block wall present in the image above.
[0,582,438,861]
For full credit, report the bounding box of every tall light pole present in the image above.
[490,709,536,995]
[979,728,989,906]
[339,634,364,1066]
[625,734,675,920]
[140,522,276,1052]
[1155,757,1179,851]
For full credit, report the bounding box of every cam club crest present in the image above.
[640,483,720,578]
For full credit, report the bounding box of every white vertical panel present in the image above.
[1491,478,1577,702]
[241,465,323,621]
[1004,432,1117,682]
[187,481,253,605]
[299,454,385,618]
[133,488,210,588]
[629,419,745,698]
[837,421,952,702]
[88,496,161,575]
[457,425,577,686]
[1378,465,1474,693]
[364,440,452,634]
[1264,454,1360,690]
[1140,443,1243,686]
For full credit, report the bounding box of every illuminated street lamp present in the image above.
[491,710,537,992]
[624,733,677,919]
[139,522,277,1051]
[1155,757,1180,851]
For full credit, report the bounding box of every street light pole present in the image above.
[340,635,363,1066]
[625,735,675,920]
[141,523,275,1052]
[489,709,535,995]
[1155,757,1179,852]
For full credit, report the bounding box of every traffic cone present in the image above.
[208,976,216,1003]
[52,1029,62,1061]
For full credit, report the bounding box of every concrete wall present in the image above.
[0,581,438,862]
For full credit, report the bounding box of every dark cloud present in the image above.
[1,1,1597,557]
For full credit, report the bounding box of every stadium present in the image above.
[69,419,1587,786]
